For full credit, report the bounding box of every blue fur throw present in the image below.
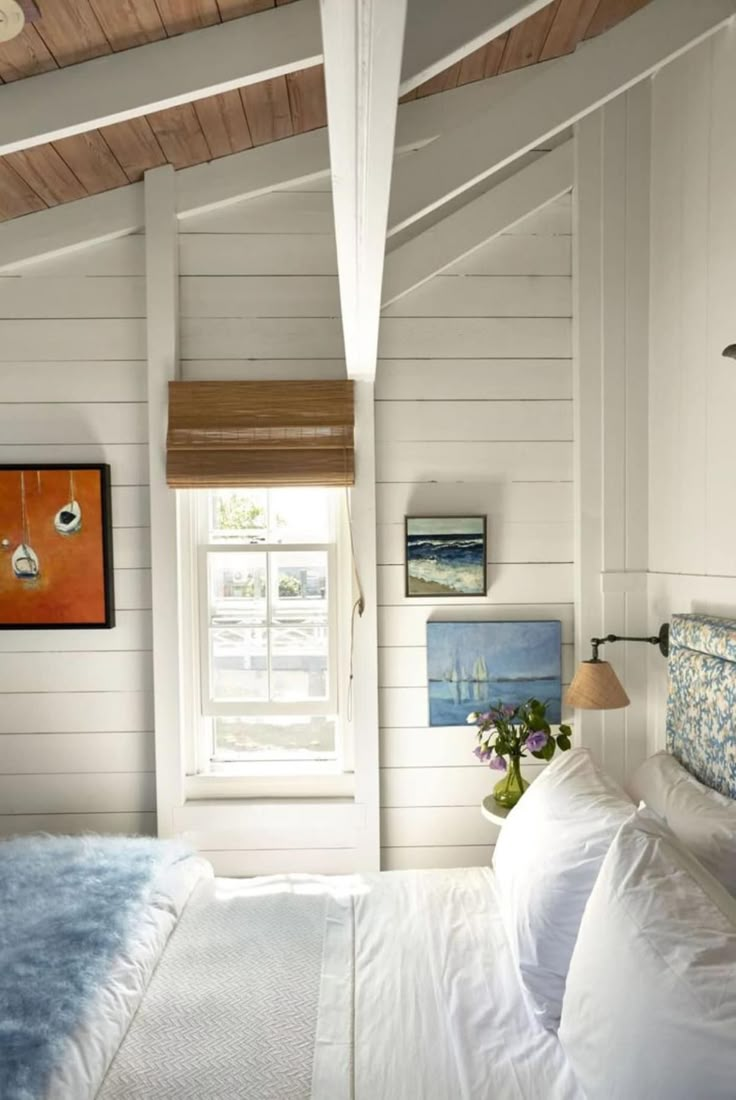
[0,834,190,1100]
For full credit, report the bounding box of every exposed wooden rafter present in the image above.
[388,0,736,235]
[382,141,574,308]
[319,0,407,380]
[0,1,322,157]
[399,0,553,95]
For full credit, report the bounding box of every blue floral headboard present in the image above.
[666,613,736,799]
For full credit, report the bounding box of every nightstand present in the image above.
[480,795,512,827]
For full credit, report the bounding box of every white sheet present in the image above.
[345,867,583,1100]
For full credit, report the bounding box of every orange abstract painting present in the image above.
[0,465,114,629]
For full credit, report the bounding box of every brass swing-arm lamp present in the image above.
[565,623,670,710]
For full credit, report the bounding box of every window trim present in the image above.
[178,487,354,785]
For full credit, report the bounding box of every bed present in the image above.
[2,612,735,1100]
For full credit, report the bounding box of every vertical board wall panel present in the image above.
[376,197,574,869]
[574,85,651,786]
[0,237,155,831]
[648,28,736,746]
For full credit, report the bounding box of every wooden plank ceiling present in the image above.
[0,0,651,223]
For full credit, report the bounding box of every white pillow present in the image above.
[492,747,633,1030]
[628,751,736,894]
[559,810,736,1100]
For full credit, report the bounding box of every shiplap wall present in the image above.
[0,237,155,837]
[573,84,651,786]
[376,196,574,871]
[647,29,736,744]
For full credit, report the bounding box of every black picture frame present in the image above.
[0,463,115,630]
[404,515,487,599]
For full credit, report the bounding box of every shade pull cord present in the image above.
[345,486,365,723]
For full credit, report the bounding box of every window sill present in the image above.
[185,771,355,801]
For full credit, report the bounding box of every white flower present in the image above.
[466,712,478,724]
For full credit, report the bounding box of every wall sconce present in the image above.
[565,623,670,711]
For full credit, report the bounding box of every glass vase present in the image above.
[493,754,529,809]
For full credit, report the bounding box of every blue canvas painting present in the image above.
[405,516,486,597]
[427,620,562,727]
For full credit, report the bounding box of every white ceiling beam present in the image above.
[320,0,408,380]
[0,184,144,272]
[0,121,433,273]
[382,140,573,308]
[0,0,321,157]
[400,0,552,95]
[389,0,736,235]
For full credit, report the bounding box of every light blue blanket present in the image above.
[0,834,190,1100]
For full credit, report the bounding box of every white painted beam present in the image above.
[389,0,736,235]
[0,184,144,272]
[0,0,321,156]
[144,165,182,837]
[400,0,551,95]
[320,0,408,380]
[382,140,573,307]
[176,129,330,220]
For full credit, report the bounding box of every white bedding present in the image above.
[350,868,581,1100]
[94,865,580,1100]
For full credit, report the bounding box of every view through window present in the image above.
[198,488,339,766]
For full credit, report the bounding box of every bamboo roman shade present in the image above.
[166,380,355,488]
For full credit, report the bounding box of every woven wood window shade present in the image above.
[166,380,355,488]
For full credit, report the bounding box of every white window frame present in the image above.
[199,541,338,718]
[178,488,354,795]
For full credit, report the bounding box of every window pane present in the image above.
[210,489,267,540]
[213,715,336,759]
[208,552,267,624]
[271,626,329,702]
[268,488,331,541]
[271,550,328,623]
[210,627,267,701]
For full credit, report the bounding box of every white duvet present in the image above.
[49,863,581,1100]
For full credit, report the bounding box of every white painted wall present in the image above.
[376,196,575,870]
[573,84,652,787]
[647,29,736,746]
[0,237,155,837]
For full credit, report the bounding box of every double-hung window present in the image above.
[181,486,351,792]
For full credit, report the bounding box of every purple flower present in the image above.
[502,704,516,718]
[524,730,548,753]
[489,754,507,772]
[481,710,494,723]
[474,745,493,763]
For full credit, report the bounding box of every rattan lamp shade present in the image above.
[166,380,355,488]
[564,660,630,710]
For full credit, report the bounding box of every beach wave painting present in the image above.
[406,516,486,597]
[427,619,562,726]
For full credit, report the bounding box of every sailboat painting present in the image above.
[0,465,114,629]
[427,620,562,727]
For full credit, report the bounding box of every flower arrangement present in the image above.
[468,698,572,808]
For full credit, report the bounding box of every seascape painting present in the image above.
[0,465,114,629]
[427,620,562,726]
[405,516,486,597]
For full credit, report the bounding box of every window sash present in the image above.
[198,541,338,718]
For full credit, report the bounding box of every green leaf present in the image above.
[558,724,572,737]
[557,733,572,751]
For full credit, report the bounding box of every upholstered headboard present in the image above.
[666,613,736,799]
